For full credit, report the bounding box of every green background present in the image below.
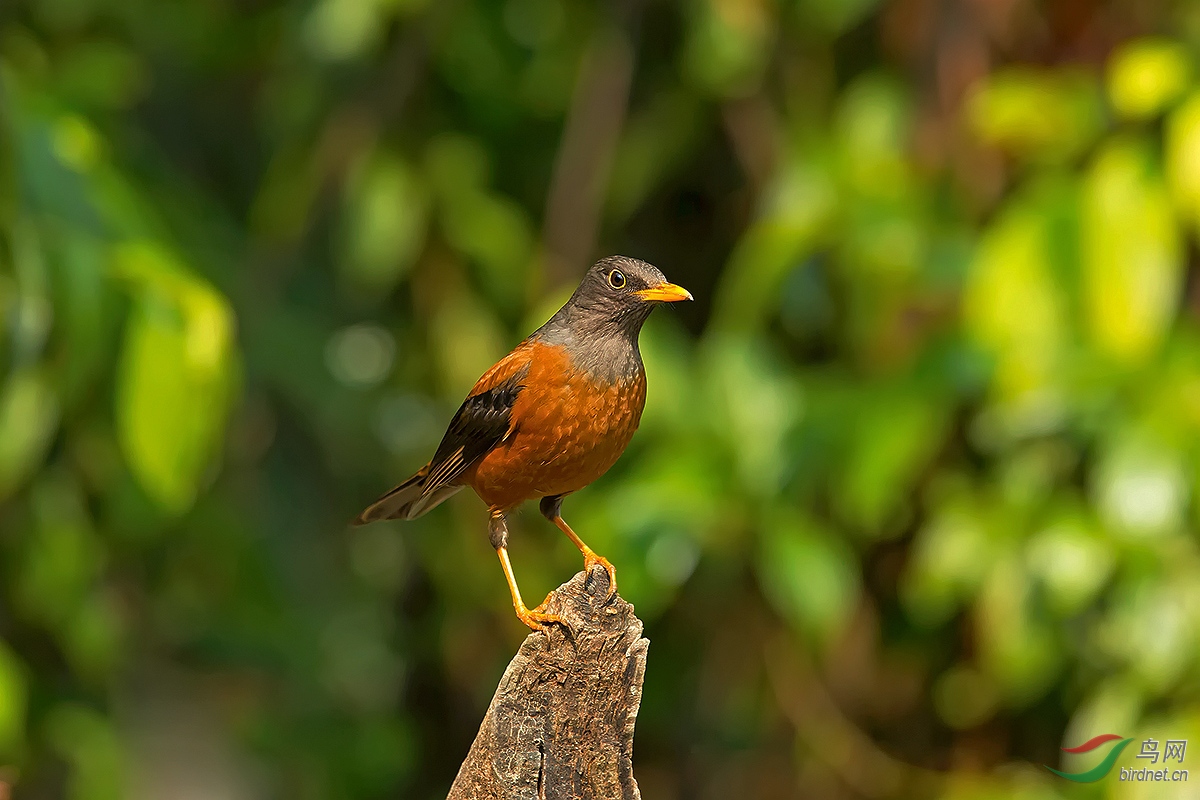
[3,0,1200,797]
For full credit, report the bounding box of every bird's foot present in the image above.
[582,549,618,600]
[515,599,573,638]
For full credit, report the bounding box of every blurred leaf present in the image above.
[757,511,858,645]
[1093,432,1186,539]
[1107,38,1191,120]
[15,470,103,628]
[46,705,125,800]
[839,202,926,282]
[61,591,124,683]
[428,287,506,397]
[834,74,913,201]
[250,144,323,244]
[303,0,395,61]
[517,44,577,115]
[933,664,1000,730]
[424,133,490,197]
[9,215,53,364]
[441,192,533,309]
[54,40,146,109]
[426,134,533,309]
[0,642,26,757]
[113,243,236,515]
[437,6,517,114]
[51,114,103,175]
[608,90,704,222]
[976,556,1062,706]
[966,68,1103,162]
[0,366,60,500]
[1025,508,1115,616]
[682,0,774,96]
[834,385,946,537]
[340,148,429,295]
[797,0,883,34]
[704,334,803,494]
[13,112,104,230]
[1094,578,1198,696]
[963,194,1067,401]
[901,494,995,626]
[636,317,697,434]
[713,158,836,330]
[1081,137,1181,365]
[503,0,565,50]
[1165,90,1200,232]
[52,231,119,411]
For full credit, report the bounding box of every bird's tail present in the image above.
[353,465,463,525]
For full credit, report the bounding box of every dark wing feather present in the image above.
[420,360,530,497]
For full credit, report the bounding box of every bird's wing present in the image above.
[420,344,533,497]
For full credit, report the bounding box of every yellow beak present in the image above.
[634,282,693,303]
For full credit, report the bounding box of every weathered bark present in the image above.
[447,566,648,800]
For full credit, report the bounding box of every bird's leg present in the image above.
[539,495,617,599]
[489,509,566,632]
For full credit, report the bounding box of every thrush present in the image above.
[355,256,692,630]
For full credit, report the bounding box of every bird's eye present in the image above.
[608,269,626,289]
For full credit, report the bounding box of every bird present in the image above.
[355,256,692,630]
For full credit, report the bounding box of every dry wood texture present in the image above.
[447,566,648,800]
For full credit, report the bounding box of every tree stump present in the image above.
[447,566,648,800]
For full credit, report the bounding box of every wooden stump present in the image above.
[447,566,648,800]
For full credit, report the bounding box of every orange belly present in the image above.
[462,347,646,511]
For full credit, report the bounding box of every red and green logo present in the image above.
[1045,734,1134,782]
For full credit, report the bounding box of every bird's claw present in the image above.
[583,550,618,601]
[517,599,575,640]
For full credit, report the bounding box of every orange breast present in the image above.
[462,341,646,511]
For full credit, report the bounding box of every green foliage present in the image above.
[0,642,26,759]
[1108,38,1192,120]
[114,243,237,515]
[967,68,1104,163]
[3,1,1200,798]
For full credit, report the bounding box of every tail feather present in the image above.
[354,466,463,524]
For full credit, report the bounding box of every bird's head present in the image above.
[564,256,692,331]
[535,256,691,377]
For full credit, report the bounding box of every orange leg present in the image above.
[490,510,564,631]
[539,496,617,599]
